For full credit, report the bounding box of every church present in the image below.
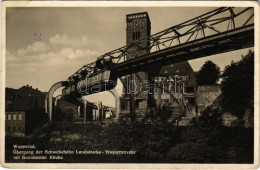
[120,12,198,119]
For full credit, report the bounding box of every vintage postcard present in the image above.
[1,1,259,169]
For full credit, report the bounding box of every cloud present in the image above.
[17,41,49,56]
[67,48,100,60]
[49,34,103,50]
[7,34,102,64]
[6,34,103,91]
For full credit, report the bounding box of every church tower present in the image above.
[126,12,151,48]
[121,12,151,116]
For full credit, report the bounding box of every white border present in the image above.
[1,1,259,169]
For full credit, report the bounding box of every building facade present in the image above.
[5,85,48,136]
[151,62,198,118]
[5,111,25,136]
[121,12,151,115]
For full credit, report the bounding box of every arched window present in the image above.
[133,31,141,41]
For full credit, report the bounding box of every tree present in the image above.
[196,60,220,85]
[220,50,254,119]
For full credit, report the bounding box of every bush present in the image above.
[167,142,226,163]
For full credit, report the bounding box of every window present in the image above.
[165,84,169,91]
[13,114,17,121]
[18,113,22,120]
[122,103,126,110]
[188,97,195,105]
[186,87,195,93]
[7,114,11,120]
[135,100,140,109]
[133,31,141,41]
[7,127,10,132]
[13,127,16,131]
[18,127,21,131]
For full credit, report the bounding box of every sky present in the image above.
[5,7,254,107]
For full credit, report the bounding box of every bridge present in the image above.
[46,7,254,122]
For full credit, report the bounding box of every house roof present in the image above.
[6,88,17,100]
[13,95,46,111]
[17,85,44,96]
[158,62,197,86]
[6,85,46,111]
[159,61,194,76]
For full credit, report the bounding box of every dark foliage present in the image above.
[104,107,174,161]
[196,60,220,85]
[167,108,253,163]
[5,107,253,163]
[221,50,254,118]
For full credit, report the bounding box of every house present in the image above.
[5,85,48,136]
[151,61,198,117]
[5,109,47,136]
[5,111,25,136]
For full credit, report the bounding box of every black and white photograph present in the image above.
[1,1,259,169]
